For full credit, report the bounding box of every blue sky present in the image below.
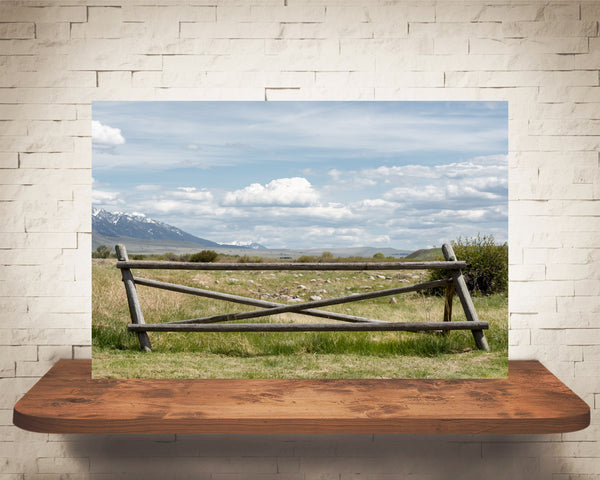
[92,101,508,250]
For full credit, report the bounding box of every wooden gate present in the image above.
[115,244,489,352]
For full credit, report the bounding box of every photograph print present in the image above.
[91,101,508,379]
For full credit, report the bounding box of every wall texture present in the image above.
[1,0,599,478]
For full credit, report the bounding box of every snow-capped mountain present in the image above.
[218,240,266,250]
[92,208,266,249]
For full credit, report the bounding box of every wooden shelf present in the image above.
[13,360,589,434]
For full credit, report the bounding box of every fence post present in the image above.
[442,281,454,335]
[115,244,152,352]
[442,243,489,352]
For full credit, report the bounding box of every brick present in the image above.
[529,118,600,136]
[434,37,468,55]
[509,295,556,314]
[0,104,77,121]
[511,280,575,298]
[470,37,589,55]
[122,5,216,24]
[27,120,91,138]
[73,345,92,360]
[547,264,595,281]
[1,312,89,329]
[35,23,70,42]
[0,152,17,168]
[66,52,162,72]
[0,23,35,40]
[280,22,374,40]
[372,23,409,39]
[531,328,565,346]
[509,328,530,346]
[436,4,540,22]
[37,345,72,362]
[0,6,87,23]
[583,346,600,363]
[447,70,598,89]
[16,360,57,377]
[71,20,145,41]
[97,71,132,88]
[250,5,325,22]
[509,264,546,282]
[18,153,80,169]
[0,377,38,408]
[566,329,600,345]
[503,21,598,38]
[153,86,264,101]
[369,4,435,23]
[180,21,282,39]
[0,120,28,135]
[323,6,370,24]
[5,328,90,346]
[582,3,600,20]
[557,296,600,314]
[37,457,90,474]
[574,279,600,297]
[27,294,90,314]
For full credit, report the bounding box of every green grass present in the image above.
[92,259,508,379]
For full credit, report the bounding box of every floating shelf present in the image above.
[13,360,589,434]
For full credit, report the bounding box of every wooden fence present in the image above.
[115,244,489,352]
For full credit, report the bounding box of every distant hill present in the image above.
[404,247,443,261]
[287,246,411,259]
[92,209,266,252]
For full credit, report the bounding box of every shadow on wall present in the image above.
[64,433,553,479]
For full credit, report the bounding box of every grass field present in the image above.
[92,258,508,379]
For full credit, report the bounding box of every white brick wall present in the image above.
[1,0,599,478]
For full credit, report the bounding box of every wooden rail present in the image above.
[115,244,490,352]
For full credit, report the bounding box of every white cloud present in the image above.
[172,187,213,202]
[92,120,125,146]
[223,177,319,207]
[135,184,162,191]
[92,190,120,203]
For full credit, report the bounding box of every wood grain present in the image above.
[13,360,590,434]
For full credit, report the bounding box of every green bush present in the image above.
[237,254,263,263]
[189,250,219,263]
[296,255,318,263]
[428,234,508,296]
[92,245,111,259]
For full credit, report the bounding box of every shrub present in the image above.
[427,234,508,296]
[320,251,334,260]
[92,245,111,259]
[296,255,318,263]
[189,250,219,263]
[160,252,182,261]
[237,254,263,263]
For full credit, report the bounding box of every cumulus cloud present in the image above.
[92,120,125,146]
[92,189,120,203]
[223,177,319,207]
[172,187,213,202]
[135,184,162,191]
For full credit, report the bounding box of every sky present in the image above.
[92,101,508,251]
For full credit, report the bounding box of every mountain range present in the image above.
[92,209,266,252]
